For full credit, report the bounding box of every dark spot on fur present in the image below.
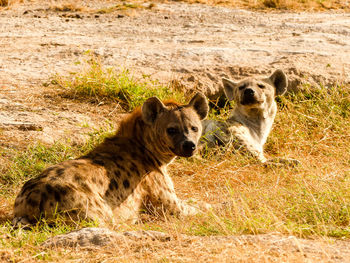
[56,168,65,176]
[108,179,119,191]
[123,179,130,189]
[92,177,97,184]
[115,162,125,170]
[56,185,68,196]
[98,179,104,186]
[45,167,55,173]
[45,184,54,194]
[139,146,146,154]
[71,162,80,168]
[130,162,138,172]
[45,184,64,203]
[80,182,92,193]
[39,192,48,213]
[27,198,38,207]
[114,156,124,162]
[92,159,105,166]
[54,190,61,202]
[114,170,121,178]
[21,178,40,193]
[74,174,83,182]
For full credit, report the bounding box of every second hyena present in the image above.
[202,69,299,166]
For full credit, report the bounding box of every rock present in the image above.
[0,121,43,131]
[42,227,171,248]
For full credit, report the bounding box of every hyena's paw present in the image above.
[186,198,212,212]
[12,216,33,229]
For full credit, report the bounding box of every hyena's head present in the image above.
[142,92,208,157]
[222,69,288,111]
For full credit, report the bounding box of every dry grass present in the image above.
[174,0,350,11]
[50,2,84,12]
[1,0,349,11]
[0,60,349,260]
[0,0,8,7]
[0,0,22,8]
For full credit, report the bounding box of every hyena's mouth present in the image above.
[170,145,196,158]
[241,97,263,105]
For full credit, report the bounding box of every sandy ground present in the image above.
[1,1,350,146]
[1,1,350,262]
[1,1,350,92]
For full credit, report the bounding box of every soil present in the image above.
[1,1,350,146]
[1,1,350,145]
[1,1,350,261]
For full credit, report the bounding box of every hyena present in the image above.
[201,69,299,165]
[13,92,209,227]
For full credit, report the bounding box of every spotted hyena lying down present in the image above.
[201,69,299,166]
[13,92,210,227]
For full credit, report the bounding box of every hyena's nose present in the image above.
[182,141,196,156]
[244,88,255,97]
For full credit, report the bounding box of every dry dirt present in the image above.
[1,1,350,262]
[1,1,350,146]
[41,227,350,262]
[1,1,350,145]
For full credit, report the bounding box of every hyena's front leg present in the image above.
[141,171,209,217]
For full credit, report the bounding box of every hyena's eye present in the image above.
[258,84,265,89]
[191,126,198,132]
[167,127,179,135]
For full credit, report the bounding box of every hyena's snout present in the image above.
[181,140,196,157]
[242,88,256,105]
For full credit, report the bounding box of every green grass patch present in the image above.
[1,124,114,189]
[52,54,185,110]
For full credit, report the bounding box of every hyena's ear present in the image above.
[187,92,209,120]
[268,69,288,96]
[222,78,238,101]
[142,97,166,125]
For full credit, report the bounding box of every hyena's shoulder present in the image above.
[201,118,258,152]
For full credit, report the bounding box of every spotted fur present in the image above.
[13,92,209,227]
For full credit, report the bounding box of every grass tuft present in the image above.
[96,2,142,14]
[1,124,114,190]
[0,0,8,7]
[52,54,185,110]
[49,1,84,12]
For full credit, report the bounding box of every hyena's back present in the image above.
[13,159,115,224]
